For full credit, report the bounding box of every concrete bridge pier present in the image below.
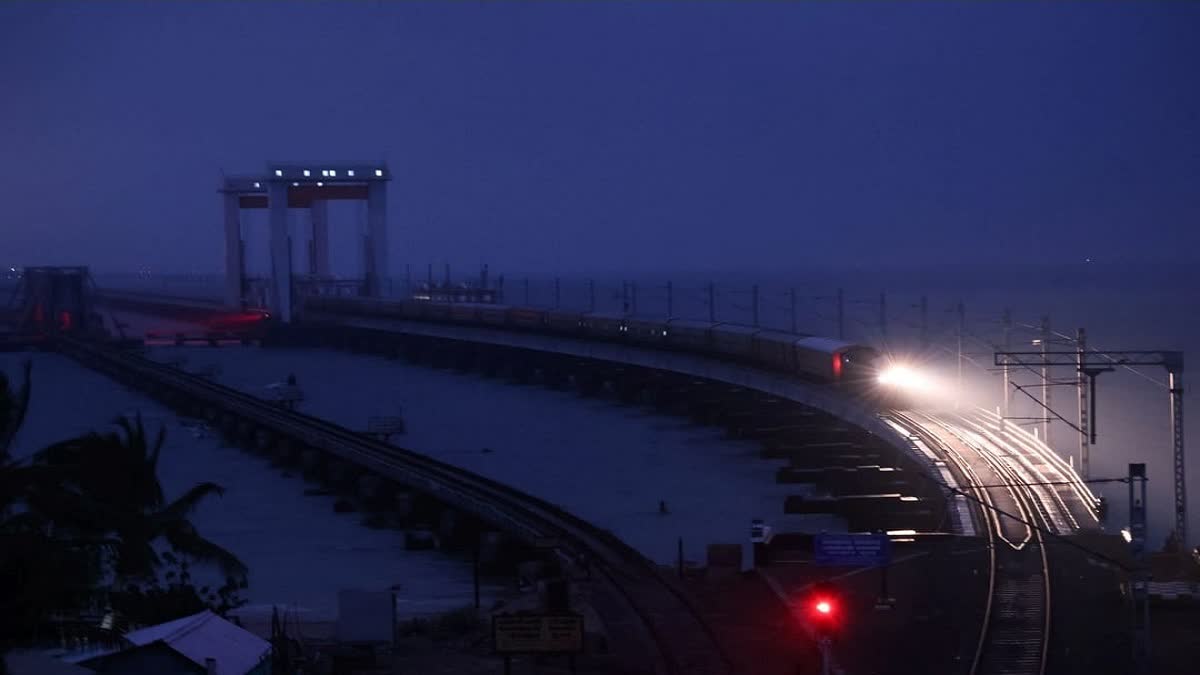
[300,448,324,479]
[572,368,604,397]
[325,458,361,492]
[505,353,535,384]
[270,439,298,466]
[785,494,937,531]
[777,465,910,495]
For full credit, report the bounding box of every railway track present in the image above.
[55,336,733,675]
[889,411,1051,675]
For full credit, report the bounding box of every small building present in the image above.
[80,611,270,675]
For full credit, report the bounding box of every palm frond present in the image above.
[156,482,226,524]
[161,523,248,579]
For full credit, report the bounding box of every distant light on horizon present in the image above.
[347,170,355,177]
[253,182,260,188]
[316,181,323,187]
[375,169,383,177]
[329,170,336,177]
[274,170,282,177]
[303,170,311,177]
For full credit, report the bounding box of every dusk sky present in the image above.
[2,1,1197,275]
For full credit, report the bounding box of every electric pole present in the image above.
[789,288,797,334]
[1040,315,1052,444]
[919,295,929,349]
[752,284,759,327]
[1002,308,1012,418]
[1077,328,1090,480]
[956,301,965,399]
[1169,367,1186,550]
[1129,462,1150,674]
[836,288,845,339]
[879,291,887,339]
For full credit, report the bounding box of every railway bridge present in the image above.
[16,282,1111,674]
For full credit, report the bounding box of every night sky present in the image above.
[1,1,1197,275]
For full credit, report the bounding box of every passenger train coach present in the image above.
[301,296,883,387]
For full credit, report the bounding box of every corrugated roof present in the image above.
[124,611,269,675]
[5,651,95,675]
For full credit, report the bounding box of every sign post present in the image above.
[493,613,584,674]
[814,532,894,608]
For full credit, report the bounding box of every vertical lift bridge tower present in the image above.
[221,161,390,322]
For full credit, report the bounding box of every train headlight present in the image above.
[876,364,934,393]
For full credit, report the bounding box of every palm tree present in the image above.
[31,414,247,584]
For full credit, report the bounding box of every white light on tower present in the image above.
[375,169,383,177]
[303,170,311,177]
[347,170,355,177]
[274,169,282,177]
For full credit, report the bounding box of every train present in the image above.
[301,295,883,388]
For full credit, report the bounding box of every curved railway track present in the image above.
[889,411,1051,675]
[55,337,733,675]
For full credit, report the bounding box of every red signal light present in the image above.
[814,599,832,616]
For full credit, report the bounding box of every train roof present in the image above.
[795,336,861,353]
[712,323,762,336]
[665,318,715,330]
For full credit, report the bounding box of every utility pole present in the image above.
[666,281,673,317]
[751,284,759,327]
[919,295,929,349]
[995,349,1187,552]
[1041,316,1052,445]
[879,291,887,339]
[789,288,798,334]
[1128,462,1150,674]
[1002,308,1013,418]
[1077,328,1090,480]
[1169,366,1187,550]
[836,288,845,339]
[956,302,965,403]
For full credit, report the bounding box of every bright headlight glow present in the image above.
[877,364,934,393]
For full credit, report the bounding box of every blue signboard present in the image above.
[814,533,892,567]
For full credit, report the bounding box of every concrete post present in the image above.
[223,193,244,309]
[309,199,330,276]
[366,181,388,297]
[267,181,292,322]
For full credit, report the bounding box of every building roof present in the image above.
[4,651,95,675]
[123,611,269,675]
